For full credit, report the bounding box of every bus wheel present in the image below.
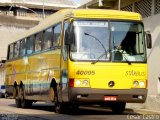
[68,103,79,114]
[19,85,28,108]
[55,102,69,114]
[55,97,64,113]
[14,87,21,108]
[111,102,126,114]
[54,91,68,114]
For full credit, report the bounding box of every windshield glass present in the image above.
[69,20,146,63]
[70,20,110,61]
[111,22,146,62]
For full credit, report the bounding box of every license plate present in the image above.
[104,96,117,101]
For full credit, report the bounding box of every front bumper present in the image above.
[69,88,147,103]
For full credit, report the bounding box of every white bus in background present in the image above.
[0,60,6,98]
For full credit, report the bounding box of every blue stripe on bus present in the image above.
[24,83,50,88]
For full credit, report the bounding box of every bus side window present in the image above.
[20,39,26,56]
[26,35,34,55]
[14,41,20,58]
[43,27,52,50]
[35,32,43,52]
[53,23,61,47]
[9,44,14,60]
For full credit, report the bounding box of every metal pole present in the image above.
[118,0,121,10]
[99,0,103,6]
[43,0,45,19]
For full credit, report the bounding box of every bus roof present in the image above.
[12,9,142,43]
[68,9,142,20]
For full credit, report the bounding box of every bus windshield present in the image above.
[70,20,146,63]
[70,20,110,61]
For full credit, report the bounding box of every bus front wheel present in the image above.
[54,89,69,113]
[111,102,126,114]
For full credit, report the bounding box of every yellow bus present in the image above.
[5,9,152,113]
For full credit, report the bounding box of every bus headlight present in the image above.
[75,80,81,86]
[74,79,90,87]
[82,80,89,86]
[133,80,139,87]
[139,81,145,87]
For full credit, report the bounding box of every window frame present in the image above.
[8,44,14,60]
[35,32,43,52]
[13,41,20,58]
[43,27,53,50]
[19,38,26,57]
[53,23,62,48]
[26,35,35,55]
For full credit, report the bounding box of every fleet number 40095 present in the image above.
[76,70,95,75]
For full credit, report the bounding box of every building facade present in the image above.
[0,0,76,60]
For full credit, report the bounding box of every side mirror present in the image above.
[64,29,72,45]
[146,32,152,49]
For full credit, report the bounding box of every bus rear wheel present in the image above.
[111,102,126,114]
[14,87,21,108]
[19,85,32,108]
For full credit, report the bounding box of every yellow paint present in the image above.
[5,49,61,86]
[68,61,147,89]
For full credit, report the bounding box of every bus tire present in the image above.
[19,85,28,108]
[15,87,21,108]
[14,85,21,108]
[68,103,79,114]
[15,98,21,108]
[54,89,68,113]
[111,102,126,114]
[55,101,68,114]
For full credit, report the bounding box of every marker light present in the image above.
[82,80,89,86]
[139,81,145,87]
[75,80,81,86]
[133,80,139,87]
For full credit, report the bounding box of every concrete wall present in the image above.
[0,25,27,59]
[141,14,160,111]
[0,15,39,60]
[144,14,160,96]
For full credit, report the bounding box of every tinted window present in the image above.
[14,41,20,58]
[53,23,61,47]
[20,39,26,56]
[9,44,14,60]
[43,27,53,50]
[26,35,34,54]
[35,32,43,52]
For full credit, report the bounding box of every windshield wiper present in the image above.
[84,32,108,59]
[91,52,109,64]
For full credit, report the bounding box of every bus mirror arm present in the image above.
[145,31,152,49]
